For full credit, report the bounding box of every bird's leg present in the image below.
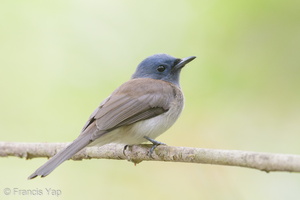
[144,136,166,156]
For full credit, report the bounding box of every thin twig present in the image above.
[1,142,300,173]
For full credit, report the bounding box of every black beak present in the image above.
[174,56,196,70]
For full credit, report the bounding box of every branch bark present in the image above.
[1,141,300,173]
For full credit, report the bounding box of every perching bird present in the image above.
[28,53,196,179]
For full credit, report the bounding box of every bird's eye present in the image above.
[157,65,166,72]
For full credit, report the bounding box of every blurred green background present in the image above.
[1,0,300,199]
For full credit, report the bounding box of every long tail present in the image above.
[28,134,92,179]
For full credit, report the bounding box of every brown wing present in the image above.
[81,78,178,139]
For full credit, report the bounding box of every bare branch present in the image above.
[1,141,300,173]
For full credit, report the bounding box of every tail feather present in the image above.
[28,134,92,179]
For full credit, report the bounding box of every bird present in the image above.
[28,53,196,179]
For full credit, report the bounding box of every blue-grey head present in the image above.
[131,54,196,86]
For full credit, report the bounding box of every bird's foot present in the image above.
[143,136,166,157]
[122,145,130,156]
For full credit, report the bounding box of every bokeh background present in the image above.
[1,0,300,199]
